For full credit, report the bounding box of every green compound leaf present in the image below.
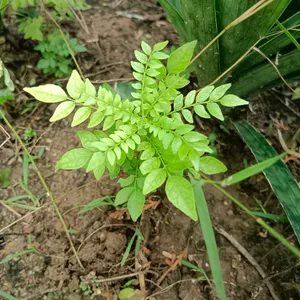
[24,85,68,103]
[143,168,167,195]
[50,101,75,122]
[140,157,161,175]
[220,95,248,107]
[207,103,224,121]
[72,107,91,127]
[182,109,193,123]
[86,152,105,180]
[128,188,145,221]
[67,70,85,99]
[115,186,135,206]
[167,40,197,74]
[235,120,300,243]
[194,104,210,119]
[209,83,231,101]
[166,176,197,220]
[56,148,92,170]
[196,86,214,103]
[199,156,227,175]
[153,40,169,51]
[185,90,196,106]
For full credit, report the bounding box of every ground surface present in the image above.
[1,1,300,300]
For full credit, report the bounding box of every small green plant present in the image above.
[35,31,87,77]
[23,126,36,141]
[2,1,88,77]
[0,60,15,105]
[24,40,248,221]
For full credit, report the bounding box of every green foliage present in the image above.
[35,31,87,77]
[0,290,17,300]
[5,1,87,77]
[23,126,36,141]
[24,41,248,221]
[0,60,15,105]
[159,0,300,97]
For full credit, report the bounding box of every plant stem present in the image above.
[0,111,85,270]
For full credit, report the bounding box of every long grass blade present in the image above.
[0,290,17,300]
[221,153,285,186]
[0,249,34,265]
[193,180,226,300]
[235,120,300,243]
[275,20,300,50]
[251,211,289,223]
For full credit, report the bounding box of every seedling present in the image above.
[24,40,248,222]
[1,149,45,210]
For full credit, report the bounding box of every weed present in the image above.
[23,126,36,141]
[1,149,45,211]
[35,31,87,77]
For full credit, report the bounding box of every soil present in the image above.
[1,1,300,300]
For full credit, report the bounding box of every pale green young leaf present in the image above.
[67,70,85,99]
[133,72,143,81]
[141,41,152,55]
[115,186,134,206]
[141,148,155,160]
[85,79,96,96]
[198,157,227,175]
[165,176,197,220]
[134,50,147,64]
[56,148,92,170]
[149,60,163,69]
[92,142,108,151]
[196,86,214,103]
[174,94,183,110]
[175,124,194,135]
[132,82,142,90]
[172,136,182,153]
[167,41,197,74]
[107,150,116,166]
[140,157,161,175]
[88,108,105,128]
[184,132,207,143]
[77,131,98,150]
[86,152,105,179]
[207,103,224,121]
[185,90,196,106]
[189,149,200,170]
[103,116,115,130]
[163,133,174,149]
[152,52,169,60]
[182,109,193,123]
[194,104,210,119]
[143,168,167,195]
[209,84,231,101]
[128,188,145,221]
[72,107,92,127]
[178,143,190,160]
[146,69,160,77]
[153,41,168,52]
[114,146,122,160]
[220,95,249,107]
[131,61,145,73]
[24,85,68,103]
[50,101,75,122]
[132,134,141,144]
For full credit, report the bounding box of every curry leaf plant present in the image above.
[24,41,248,221]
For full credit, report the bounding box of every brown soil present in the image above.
[1,1,300,300]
